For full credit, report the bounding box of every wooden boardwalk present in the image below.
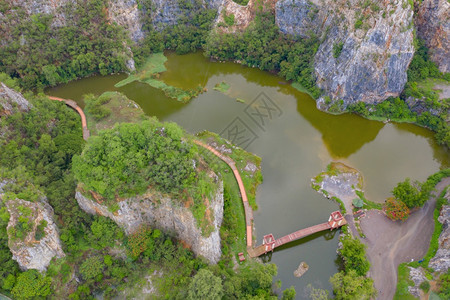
[48,96,90,140]
[247,222,338,258]
[193,140,254,248]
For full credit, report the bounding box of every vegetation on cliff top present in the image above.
[0,0,129,90]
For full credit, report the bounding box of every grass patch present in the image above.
[84,92,147,135]
[115,53,167,88]
[331,196,347,215]
[213,81,230,93]
[355,190,382,210]
[291,81,316,98]
[422,186,449,268]
[394,263,417,300]
[115,53,204,102]
[236,98,246,103]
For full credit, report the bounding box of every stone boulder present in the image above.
[5,198,65,272]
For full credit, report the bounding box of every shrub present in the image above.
[419,281,430,293]
[79,256,105,281]
[384,197,410,221]
[333,42,344,58]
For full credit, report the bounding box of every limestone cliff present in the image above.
[75,180,224,264]
[4,197,65,272]
[0,82,31,117]
[429,190,450,272]
[108,0,144,42]
[277,0,415,107]
[416,0,450,73]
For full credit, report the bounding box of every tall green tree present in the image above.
[188,269,223,300]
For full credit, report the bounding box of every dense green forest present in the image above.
[0,0,129,90]
[0,77,293,298]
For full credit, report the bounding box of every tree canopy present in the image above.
[73,120,197,201]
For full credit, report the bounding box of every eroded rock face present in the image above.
[75,181,224,264]
[407,266,427,298]
[276,0,415,107]
[429,191,450,272]
[108,0,144,42]
[7,0,74,27]
[5,198,65,272]
[0,82,31,117]
[416,0,450,73]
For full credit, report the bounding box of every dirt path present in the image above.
[360,177,450,300]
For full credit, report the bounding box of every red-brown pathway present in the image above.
[48,96,90,140]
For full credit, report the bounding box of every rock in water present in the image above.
[294,261,309,277]
[5,197,65,272]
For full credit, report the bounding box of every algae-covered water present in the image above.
[47,52,449,297]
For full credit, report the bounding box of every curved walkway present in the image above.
[48,96,90,140]
[193,140,254,248]
[46,94,254,248]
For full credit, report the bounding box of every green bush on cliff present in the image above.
[73,120,198,202]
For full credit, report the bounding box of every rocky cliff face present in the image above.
[0,82,31,117]
[7,0,73,27]
[276,0,415,107]
[429,190,450,272]
[108,0,144,42]
[4,197,65,272]
[416,0,450,73]
[75,181,224,264]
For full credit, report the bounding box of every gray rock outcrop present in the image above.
[429,191,450,272]
[5,197,65,272]
[108,0,144,42]
[407,266,427,298]
[416,0,450,73]
[0,82,31,116]
[276,0,415,107]
[75,181,224,264]
[8,0,74,27]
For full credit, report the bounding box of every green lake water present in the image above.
[47,52,449,297]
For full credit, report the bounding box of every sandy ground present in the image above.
[434,83,450,100]
[360,178,450,300]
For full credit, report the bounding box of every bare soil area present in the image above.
[360,178,450,300]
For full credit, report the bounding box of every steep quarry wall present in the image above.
[416,0,450,73]
[0,82,32,117]
[276,0,415,107]
[5,197,65,272]
[108,0,144,42]
[75,181,224,264]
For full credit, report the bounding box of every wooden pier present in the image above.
[248,211,346,258]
